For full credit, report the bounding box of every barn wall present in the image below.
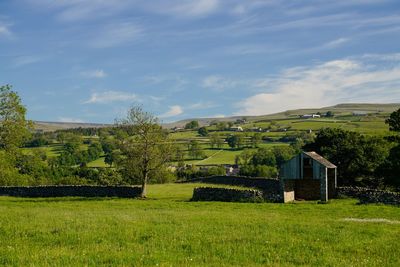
[280,155,301,180]
[328,168,336,198]
[294,180,321,200]
[283,180,295,203]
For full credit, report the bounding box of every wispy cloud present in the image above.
[84,91,137,104]
[26,0,130,22]
[0,23,12,39]
[187,101,219,110]
[323,37,350,49]
[236,54,400,115]
[13,55,42,68]
[80,69,107,78]
[152,0,220,17]
[89,22,143,48]
[159,105,184,118]
[202,75,237,91]
[27,0,220,21]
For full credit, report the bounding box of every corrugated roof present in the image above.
[303,151,337,168]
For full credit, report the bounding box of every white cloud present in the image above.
[84,91,137,104]
[58,117,84,123]
[27,0,130,22]
[202,75,237,91]
[159,105,183,118]
[89,22,143,48]
[236,54,400,115]
[80,69,107,78]
[187,101,218,110]
[13,55,41,68]
[146,0,219,17]
[27,0,219,21]
[0,24,12,38]
[323,37,350,49]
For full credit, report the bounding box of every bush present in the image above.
[239,165,278,178]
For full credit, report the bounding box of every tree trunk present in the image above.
[141,172,148,198]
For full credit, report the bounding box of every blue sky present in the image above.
[1,0,400,123]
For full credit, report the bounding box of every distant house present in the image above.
[230,126,243,132]
[226,166,240,176]
[301,114,321,119]
[280,151,337,203]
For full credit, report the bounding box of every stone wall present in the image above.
[186,176,282,202]
[337,187,400,205]
[192,187,264,202]
[0,185,142,198]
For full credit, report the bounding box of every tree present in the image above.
[272,146,295,167]
[304,128,389,186]
[226,134,243,149]
[0,85,32,153]
[250,133,262,148]
[209,133,223,149]
[198,127,208,137]
[379,108,400,187]
[326,111,334,117]
[386,108,400,132]
[216,122,227,131]
[185,120,199,129]
[251,148,276,167]
[188,140,206,159]
[116,106,174,197]
[235,149,254,166]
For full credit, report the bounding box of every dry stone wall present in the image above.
[0,185,141,198]
[187,176,282,202]
[192,187,264,202]
[337,186,400,205]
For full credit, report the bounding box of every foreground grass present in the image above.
[0,183,399,266]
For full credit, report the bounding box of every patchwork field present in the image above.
[1,183,399,266]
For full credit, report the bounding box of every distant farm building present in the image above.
[280,151,337,203]
[301,114,321,119]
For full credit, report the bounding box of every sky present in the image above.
[1,0,400,123]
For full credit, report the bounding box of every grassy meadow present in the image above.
[1,183,399,266]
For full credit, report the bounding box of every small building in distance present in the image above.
[230,126,243,132]
[279,151,337,203]
[301,114,321,119]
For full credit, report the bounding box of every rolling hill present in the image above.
[33,103,400,131]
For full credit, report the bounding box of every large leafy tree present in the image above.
[304,128,389,186]
[0,85,32,153]
[380,108,400,187]
[385,108,400,132]
[116,106,174,197]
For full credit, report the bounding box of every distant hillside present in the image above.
[163,103,400,128]
[34,121,111,132]
[34,103,400,131]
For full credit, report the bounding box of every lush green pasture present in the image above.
[0,183,399,266]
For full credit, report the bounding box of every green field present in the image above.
[1,183,399,266]
[26,110,394,168]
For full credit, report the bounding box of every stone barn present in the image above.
[279,151,337,203]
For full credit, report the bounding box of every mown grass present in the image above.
[0,183,399,266]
